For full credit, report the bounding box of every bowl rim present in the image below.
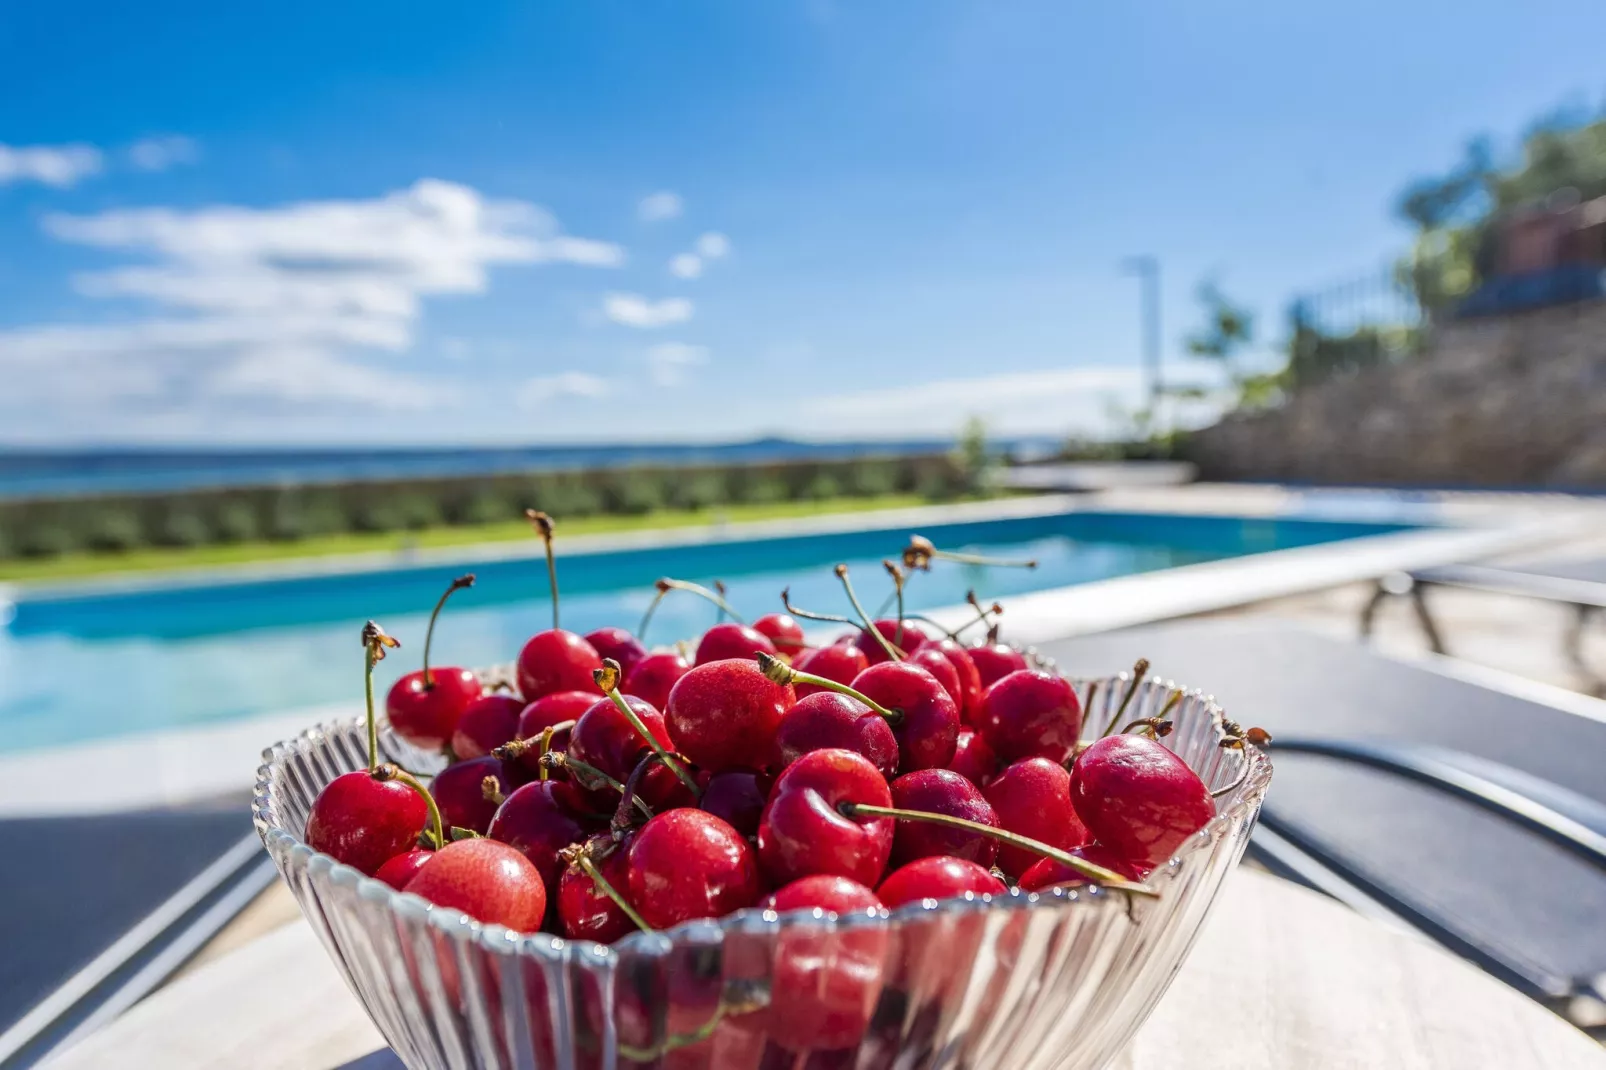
[253,668,1272,962]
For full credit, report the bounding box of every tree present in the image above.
[1183,280,1283,410]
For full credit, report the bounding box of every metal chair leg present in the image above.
[1359,580,1389,640]
[1410,583,1448,655]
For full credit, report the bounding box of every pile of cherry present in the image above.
[306,517,1263,956]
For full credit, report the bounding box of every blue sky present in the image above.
[2,1,1603,445]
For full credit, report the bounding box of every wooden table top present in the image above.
[44,869,1605,1070]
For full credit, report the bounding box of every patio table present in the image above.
[42,868,1604,1069]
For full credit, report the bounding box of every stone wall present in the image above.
[1183,298,1606,487]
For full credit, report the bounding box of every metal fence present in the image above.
[1285,267,1425,390]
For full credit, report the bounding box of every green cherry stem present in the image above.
[1100,658,1152,739]
[563,844,655,935]
[539,753,655,819]
[639,577,745,639]
[780,587,859,628]
[883,560,908,648]
[420,574,475,688]
[594,659,701,797]
[375,762,445,849]
[834,564,903,661]
[902,534,1038,572]
[527,510,561,631]
[757,652,904,726]
[361,620,400,775]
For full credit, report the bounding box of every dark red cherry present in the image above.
[907,646,963,710]
[699,769,770,839]
[984,757,1089,878]
[558,840,638,944]
[763,875,888,1052]
[450,693,525,760]
[386,667,482,751]
[621,650,692,710]
[851,661,959,771]
[665,658,794,771]
[374,847,433,890]
[432,756,517,835]
[791,643,870,698]
[583,627,648,678]
[752,612,807,656]
[567,695,676,804]
[694,622,777,666]
[1071,735,1213,866]
[506,690,592,774]
[404,838,547,931]
[1017,843,1152,891]
[854,619,925,664]
[305,770,428,876]
[486,780,592,892]
[977,669,1082,763]
[627,810,761,928]
[517,629,602,702]
[968,642,1027,688]
[877,856,1006,908]
[925,638,983,725]
[888,769,1000,868]
[775,691,898,778]
[947,728,1001,787]
[757,748,893,888]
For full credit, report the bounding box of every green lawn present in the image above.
[0,494,962,585]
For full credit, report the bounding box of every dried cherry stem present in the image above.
[756,652,904,726]
[539,753,655,819]
[1100,658,1152,739]
[374,762,445,849]
[420,574,475,687]
[834,564,903,661]
[639,577,745,638]
[1122,717,1174,738]
[361,620,401,775]
[611,752,668,838]
[595,659,700,797]
[480,776,506,806]
[837,801,1158,899]
[563,843,654,935]
[713,580,729,623]
[882,560,908,647]
[527,510,561,631]
[902,534,1038,572]
[490,720,577,769]
[781,587,858,629]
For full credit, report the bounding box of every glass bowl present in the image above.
[253,668,1271,1070]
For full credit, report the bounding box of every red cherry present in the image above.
[907,646,962,710]
[1017,843,1152,891]
[1071,735,1214,866]
[977,669,1082,763]
[558,840,639,943]
[583,626,648,678]
[306,770,428,876]
[505,690,592,774]
[925,638,983,725]
[404,838,547,931]
[854,619,925,665]
[887,769,1000,868]
[374,847,433,890]
[775,691,898,778]
[791,643,870,698]
[486,780,592,892]
[627,810,761,928]
[517,629,603,702]
[621,650,692,710]
[699,768,770,839]
[450,693,525,760]
[757,748,893,888]
[877,856,1006,908]
[947,728,1001,787]
[850,661,959,771]
[968,642,1028,688]
[432,756,518,835]
[567,694,676,805]
[763,875,887,1052]
[983,757,1089,878]
[765,873,883,915]
[693,621,777,666]
[752,612,807,655]
[665,659,794,771]
[386,667,482,751]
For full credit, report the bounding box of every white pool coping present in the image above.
[0,490,1595,816]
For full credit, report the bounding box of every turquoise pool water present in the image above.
[0,510,1411,752]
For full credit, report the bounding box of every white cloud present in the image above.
[517,371,610,409]
[127,135,200,172]
[602,292,694,329]
[0,143,103,187]
[669,253,703,279]
[637,191,683,222]
[645,342,709,386]
[0,179,624,437]
[695,232,731,259]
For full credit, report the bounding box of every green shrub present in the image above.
[394,491,441,531]
[608,470,666,515]
[156,508,211,547]
[16,524,75,558]
[533,477,603,518]
[214,501,261,543]
[805,472,841,500]
[670,472,727,511]
[85,509,144,552]
[845,460,897,497]
[463,487,511,526]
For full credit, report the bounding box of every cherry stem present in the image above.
[640,578,745,639]
[576,850,654,934]
[527,510,560,631]
[781,587,858,628]
[839,801,1158,898]
[903,534,1037,572]
[882,560,908,648]
[595,659,701,797]
[755,652,904,725]
[1101,658,1152,739]
[540,753,656,819]
[490,720,577,772]
[361,620,400,775]
[480,776,506,805]
[375,763,445,849]
[420,574,475,688]
[834,564,903,661]
[713,580,729,623]
[612,752,665,837]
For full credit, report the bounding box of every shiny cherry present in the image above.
[877,856,1006,908]
[584,626,648,678]
[504,690,593,774]
[1017,843,1152,891]
[888,769,1000,868]
[404,838,547,931]
[694,621,777,666]
[567,694,677,805]
[984,757,1089,878]
[450,693,525,760]
[486,779,592,891]
[907,646,963,710]
[753,612,807,656]
[775,691,899,778]
[627,810,761,928]
[666,658,794,771]
[558,839,639,943]
[851,661,959,771]
[516,629,603,702]
[1071,734,1213,866]
[763,875,888,1052]
[699,768,770,839]
[791,643,870,698]
[947,728,1001,787]
[925,638,983,724]
[374,847,433,890]
[757,748,893,888]
[621,650,692,710]
[432,756,518,835]
[854,619,925,664]
[968,642,1027,688]
[977,669,1082,763]
[306,770,428,876]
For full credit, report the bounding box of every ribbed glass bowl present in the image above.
[253,668,1270,1070]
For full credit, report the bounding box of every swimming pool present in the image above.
[0,507,1413,753]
